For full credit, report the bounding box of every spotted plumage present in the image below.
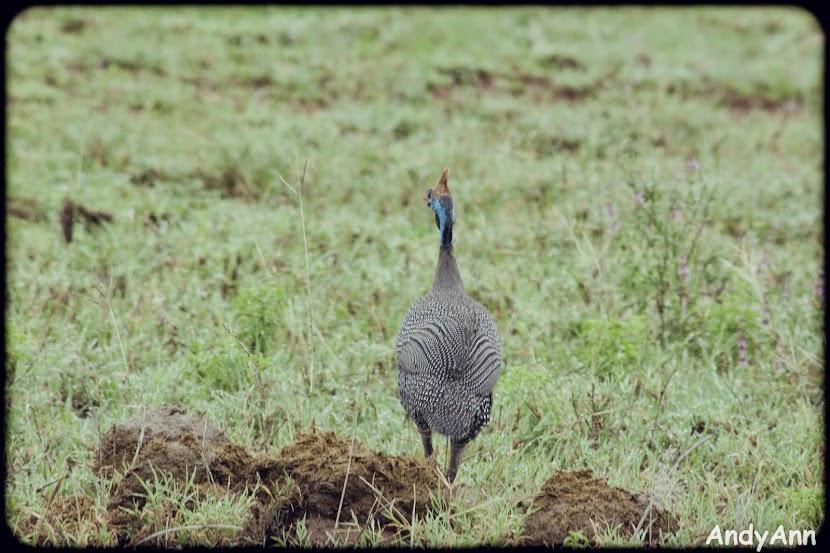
[396,168,502,483]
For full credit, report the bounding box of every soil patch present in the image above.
[60,18,88,34]
[519,469,678,546]
[98,57,166,77]
[538,53,585,71]
[8,196,47,223]
[244,431,442,546]
[427,66,595,103]
[94,406,253,543]
[130,168,162,187]
[31,408,678,546]
[664,78,807,118]
[92,407,442,546]
[60,199,114,243]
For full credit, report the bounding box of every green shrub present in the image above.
[231,283,287,356]
[577,316,649,379]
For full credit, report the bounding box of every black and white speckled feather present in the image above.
[395,168,502,482]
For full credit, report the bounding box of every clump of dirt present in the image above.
[60,18,88,34]
[130,168,161,187]
[60,199,114,243]
[519,469,677,546]
[25,408,679,547]
[538,53,586,71]
[245,431,442,545]
[94,406,250,483]
[94,406,253,543]
[427,65,596,103]
[143,212,173,229]
[8,196,47,223]
[92,407,442,546]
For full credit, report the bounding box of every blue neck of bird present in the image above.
[435,202,454,251]
[431,198,461,293]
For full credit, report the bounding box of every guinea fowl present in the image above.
[395,168,502,484]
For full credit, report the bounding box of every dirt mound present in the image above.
[244,431,442,545]
[95,405,251,483]
[74,408,676,546]
[93,407,442,546]
[59,198,114,243]
[519,469,677,546]
[94,406,253,542]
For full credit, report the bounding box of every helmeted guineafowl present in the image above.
[396,167,502,484]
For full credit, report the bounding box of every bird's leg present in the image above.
[445,439,468,484]
[418,423,433,458]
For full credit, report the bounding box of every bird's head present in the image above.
[423,167,454,248]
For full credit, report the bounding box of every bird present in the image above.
[395,167,502,484]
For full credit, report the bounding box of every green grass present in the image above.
[5,6,824,546]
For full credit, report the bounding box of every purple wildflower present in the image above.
[737,323,748,366]
[677,255,690,284]
[815,256,825,308]
[634,191,644,206]
[686,157,701,171]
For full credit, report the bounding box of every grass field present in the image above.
[5,6,824,547]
